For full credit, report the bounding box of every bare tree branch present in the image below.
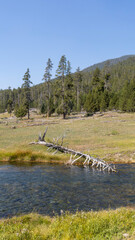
[30,129,116,172]
[41,127,48,141]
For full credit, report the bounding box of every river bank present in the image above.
[0,207,135,240]
[0,149,135,164]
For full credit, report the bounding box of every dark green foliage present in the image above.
[74,67,83,111]
[119,78,135,112]
[119,81,129,111]
[64,73,74,115]
[84,68,106,113]
[55,73,74,117]
[100,93,107,112]
[109,92,119,110]
[0,87,14,113]
[22,68,33,119]
[40,103,46,114]
[48,96,55,115]
[55,56,74,118]
[7,99,13,115]
[42,58,53,117]
[84,91,95,113]
[1,55,135,116]
[126,78,135,112]
[14,104,27,118]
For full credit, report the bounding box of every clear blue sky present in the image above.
[0,0,135,89]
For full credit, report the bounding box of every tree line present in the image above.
[0,55,135,118]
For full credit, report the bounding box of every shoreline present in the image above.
[0,149,135,165]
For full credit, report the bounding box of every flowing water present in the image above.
[0,162,135,218]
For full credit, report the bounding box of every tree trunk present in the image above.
[28,108,30,119]
[30,128,116,173]
[63,112,66,119]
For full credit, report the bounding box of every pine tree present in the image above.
[119,81,129,111]
[40,102,47,114]
[42,58,53,117]
[64,61,74,114]
[84,91,95,114]
[100,93,107,112]
[56,55,67,119]
[126,77,135,112]
[84,68,106,114]
[14,104,27,118]
[92,68,105,112]
[22,68,33,119]
[7,99,13,115]
[55,57,74,118]
[7,87,13,115]
[109,92,118,110]
[74,67,82,111]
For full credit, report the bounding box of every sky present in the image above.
[0,0,135,89]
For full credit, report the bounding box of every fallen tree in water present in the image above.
[30,127,116,172]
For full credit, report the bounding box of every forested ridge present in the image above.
[0,55,135,118]
[82,54,135,72]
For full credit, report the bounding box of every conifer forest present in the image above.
[0,55,135,118]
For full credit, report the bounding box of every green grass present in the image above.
[0,150,68,163]
[0,111,135,163]
[0,207,135,239]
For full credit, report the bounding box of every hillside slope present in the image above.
[82,55,135,72]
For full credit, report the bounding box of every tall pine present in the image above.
[22,68,33,119]
[74,67,82,111]
[43,58,53,117]
[56,55,67,119]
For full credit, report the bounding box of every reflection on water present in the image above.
[0,162,135,218]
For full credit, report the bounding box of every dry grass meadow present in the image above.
[0,111,135,163]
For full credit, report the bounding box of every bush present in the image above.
[14,104,27,118]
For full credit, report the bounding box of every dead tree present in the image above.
[30,127,116,172]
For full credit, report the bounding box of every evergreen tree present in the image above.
[42,58,53,117]
[92,68,101,87]
[92,68,105,111]
[109,92,119,110]
[104,73,111,90]
[84,90,95,114]
[55,57,74,118]
[14,104,27,118]
[126,78,135,112]
[40,102,47,114]
[1,56,135,116]
[64,61,74,114]
[7,87,13,115]
[100,93,107,112]
[22,68,33,119]
[119,81,129,111]
[74,67,82,111]
[7,99,13,115]
[84,68,106,114]
[56,55,67,119]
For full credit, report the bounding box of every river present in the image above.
[0,162,135,218]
